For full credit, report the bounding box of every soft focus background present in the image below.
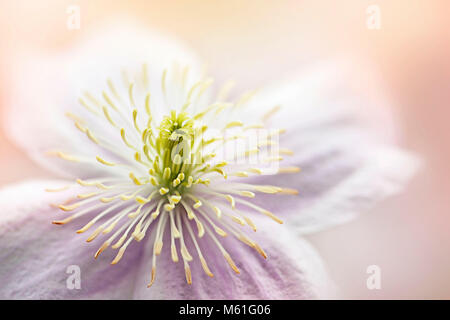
[0,0,449,299]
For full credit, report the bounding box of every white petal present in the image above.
[246,60,398,143]
[4,19,202,179]
[289,147,419,234]
[0,180,143,299]
[243,62,420,234]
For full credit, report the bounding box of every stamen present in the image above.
[102,106,117,127]
[161,69,168,104]
[111,212,142,250]
[84,91,102,107]
[279,148,294,156]
[96,156,116,167]
[65,112,85,124]
[147,264,156,288]
[79,97,100,115]
[234,90,258,109]
[198,197,222,218]
[197,208,227,237]
[176,212,193,262]
[184,262,192,285]
[224,121,243,130]
[107,78,122,102]
[129,172,143,185]
[133,204,158,242]
[262,105,281,122]
[120,128,137,150]
[277,166,301,174]
[234,198,283,224]
[169,211,181,239]
[53,151,80,162]
[45,185,70,192]
[184,214,213,277]
[132,109,141,133]
[145,93,152,117]
[151,199,165,219]
[95,211,140,258]
[180,200,205,237]
[216,80,235,101]
[102,91,119,112]
[204,223,240,274]
[129,83,136,108]
[170,215,180,262]
[153,214,168,256]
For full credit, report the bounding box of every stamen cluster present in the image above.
[48,64,300,286]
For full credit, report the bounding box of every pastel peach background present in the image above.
[1,0,449,298]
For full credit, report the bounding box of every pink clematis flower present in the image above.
[0,22,418,299]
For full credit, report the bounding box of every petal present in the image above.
[247,60,398,144]
[250,147,419,234]
[132,217,331,299]
[4,19,202,179]
[0,180,143,299]
[243,62,420,234]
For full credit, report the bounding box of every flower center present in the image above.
[154,110,195,194]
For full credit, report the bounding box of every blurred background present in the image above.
[0,0,449,298]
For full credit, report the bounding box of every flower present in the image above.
[0,22,418,299]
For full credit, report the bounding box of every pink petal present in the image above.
[247,60,398,144]
[244,62,420,234]
[0,180,143,299]
[249,147,418,234]
[4,20,202,179]
[132,216,331,299]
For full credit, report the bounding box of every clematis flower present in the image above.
[0,22,418,299]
